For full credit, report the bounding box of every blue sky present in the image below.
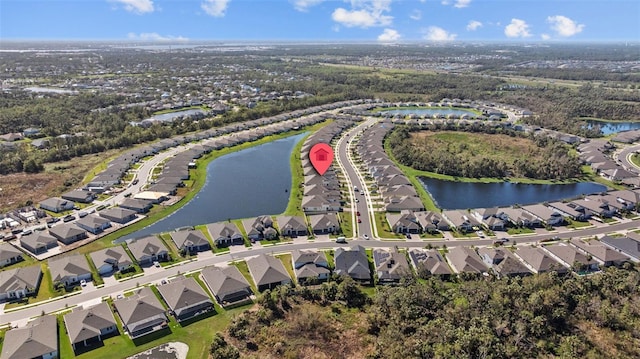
[1,0,638,42]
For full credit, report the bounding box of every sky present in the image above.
[0,0,639,42]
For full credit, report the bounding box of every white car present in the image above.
[476,231,485,238]
[363,234,369,240]
[80,279,87,287]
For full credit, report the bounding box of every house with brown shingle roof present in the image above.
[63,302,117,350]
[543,243,599,274]
[514,247,567,274]
[170,229,210,254]
[373,248,411,283]
[246,255,291,292]
[157,276,213,321]
[408,249,452,278]
[446,246,487,274]
[113,286,167,339]
[201,265,252,305]
[570,238,629,267]
[126,236,169,267]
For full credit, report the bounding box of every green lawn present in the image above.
[566,219,592,229]
[3,263,59,310]
[507,227,536,235]
[372,211,404,239]
[276,254,296,285]
[338,212,354,238]
[631,154,640,168]
[232,260,257,293]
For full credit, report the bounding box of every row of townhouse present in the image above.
[17,208,139,255]
[357,122,425,213]
[579,139,640,185]
[301,118,357,215]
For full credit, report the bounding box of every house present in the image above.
[386,212,421,234]
[442,210,481,233]
[0,243,23,267]
[0,265,42,302]
[276,215,308,237]
[0,315,57,359]
[291,249,330,283]
[408,249,452,278]
[170,229,211,254]
[302,195,342,213]
[76,215,111,235]
[63,302,118,350]
[570,238,629,267]
[48,254,92,288]
[548,202,590,221]
[242,216,277,241]
[126,236,169,266]
[500,207,542,228]
[543,243,599,273]
[571,199,617,219]
[89,246,134,276]
[20,232,58,255]
[446,247,487,274]
[157,276,214,321]
[119,198,153,213]
[61,190,96,204]
[600,234,640,261]
[308,213,340,234]
[113,287,168,339]
[206,222,244,247]
[201,265,253,305]
[477,247,532,277]
[334,245,370,281]
[385,196,425,212]
[373,248,411,283]
[514,247,567,274]
[246,255,291,292]
[49,223,88,245]
[39,197,74,213]
[521,204,565,226]
[414,211,450,232]
[99,207,137,224]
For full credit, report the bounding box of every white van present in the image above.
[336,236,347,243]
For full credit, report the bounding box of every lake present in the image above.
[586,120,640,135]
[418,177,607,210]
[150,109,205,123]
[380,108,479,117]
[121,132,306,241]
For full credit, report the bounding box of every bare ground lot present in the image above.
[0,149,123,213]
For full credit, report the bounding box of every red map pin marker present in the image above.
[310,143,334,176]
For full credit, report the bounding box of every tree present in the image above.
[209,333,240,359]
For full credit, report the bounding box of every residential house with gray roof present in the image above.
[157,276,213,321]
[49,223,87,245]
[385,195,425,212]
[521,204,565,226]
[49,254,92,288]
[446,246,487,275]
[334,245,370,281]
[442,210,482,233]
[206,222,244,247]
[201,265,252,305]
[76,215,111,235]
[373,248,411,283]
[0,244,22,268]
[61,190,96,204]
[39,197,74,213]
[291,249,330,283]
[246,255,291,292]
[415,211,450,232]
[543,243,599,274]
[570,238,629,267]
[408,249,452,278]
[0,315,57,359]
[20,232,58,255]
[89,246,134,276]
[242,216,277,241]
[170,229,210,254]
[63,302,117,350]
[0,265,42,302]
[477,247,532,278]
[308,213,340,234]
[386,211,421,234]
[514,247,567,274]
[276,215,308,237]
[601,233,640,261]
[126,236,169,266]
[119,198,153,213]
[113,286,167,339]
[99,207,137,224]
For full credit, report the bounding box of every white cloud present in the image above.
[111,0,154,14]
[201,0,229,17]
[423,26,457,41]
[331,0,393,28]
[466,20,482,31]
[547,15,585,37]
[410,9,421,20]
[504,18,532,38]
[292,0,324,12]
[127,32,189,42]
[442,0,471,8]
[541,34,551,40]
[378,28,401,42]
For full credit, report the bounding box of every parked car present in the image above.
[63,215,75,222]
[80,279,87,287]
[363,234,369,240]
[336,236,347,243]
[357,218,362,223]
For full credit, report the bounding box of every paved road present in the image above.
[617,144,640,173]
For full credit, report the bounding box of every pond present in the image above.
[150,109,205,123]
[380,108,479,117]
[120,132,306,241]
[585,119,640,135]
[418,177,607,210]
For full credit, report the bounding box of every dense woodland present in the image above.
[386,126,583,180]
[212,267,640,359]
